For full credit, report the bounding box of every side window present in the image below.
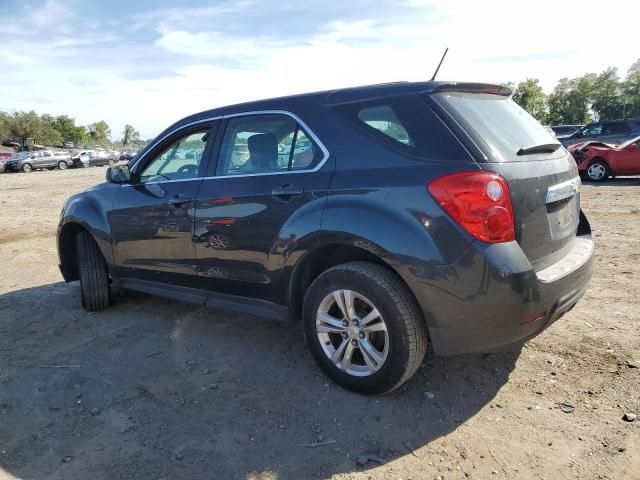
[358,105,413,146]
[139,130,209,183]
[217,114,323,175]
[603,121,630,135]
[333,94,471,161]
[584,123,602,136]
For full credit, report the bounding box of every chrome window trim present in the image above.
[209,110,330,179]
[126,110,330,185]
[129,115,223,171]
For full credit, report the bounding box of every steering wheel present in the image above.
[176,164,197,177]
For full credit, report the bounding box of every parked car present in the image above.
[63,141,75,149]
[0,152,15,173]
[57,81,594,394]
[559,118,640,147]
[119,149,138,161]
[550,125,583,138]
[71,150,115,168]
[4,150,71,172]
[569,135,640,181]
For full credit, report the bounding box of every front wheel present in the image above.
[586,159,609,182]
[58,161,68,170]
[302,262,427,394]
[76,231,110,311]
[21,163,33,173]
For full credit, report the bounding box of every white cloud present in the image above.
[1,0,639,139]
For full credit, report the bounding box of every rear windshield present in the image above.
[332,93,471,161]
[434,92,558,162]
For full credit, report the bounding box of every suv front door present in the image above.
[108,123,218,286]
[193,112,333,305]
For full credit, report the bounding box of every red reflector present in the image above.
[427,171,515,243]
[210,218,235,226]
[521,312,546,325]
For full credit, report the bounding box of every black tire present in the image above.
[585,158,610,182]
[76,231,110,311]
[58,161,68,170]
[302,261,427,394]
[21,163,32,173]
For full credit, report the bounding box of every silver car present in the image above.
[3,150,72,172]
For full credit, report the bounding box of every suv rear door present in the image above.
[108,122,219,286]
[193,111,333,305]
[430,89,583,270]
[601,120,631,145]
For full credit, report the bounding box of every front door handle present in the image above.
[272,184,304,199]
[168,194,192,208]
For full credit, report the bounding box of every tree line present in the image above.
[507,58,640,125]
[0,111,145,149]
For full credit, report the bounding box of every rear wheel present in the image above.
[21,163,32,173]
[76,231,110,311]
[58,161,68,170]
[302,261,427,394]
[586,159,609,182]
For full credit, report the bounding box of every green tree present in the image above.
[122,124,140,146]
[547,75,594,125]
[8,111,62,147]
[0,111,10,142]
[623,59,640,118]
[590,67,624,120]
[51,115,86,145]
[511,79,547,123]
[87,120,111,145]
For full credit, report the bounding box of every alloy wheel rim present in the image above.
[588,164,605,180]
[59,162,67,169]
[208,234,230,249]
[316,289,389,377]
[23,164,32,172]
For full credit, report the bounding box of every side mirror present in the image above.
[106,165,132,183]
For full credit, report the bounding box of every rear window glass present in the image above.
[435,92,558,161]
[332,94,471,161]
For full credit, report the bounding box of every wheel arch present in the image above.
[58,200,114,282]
[58,222,90,282]
[287,242,421,324]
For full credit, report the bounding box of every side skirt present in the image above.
[114,277,290,322]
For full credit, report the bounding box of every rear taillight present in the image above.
[427,171,515,243]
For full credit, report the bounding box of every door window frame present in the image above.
[205,110,330,179]
[128,119,221,184]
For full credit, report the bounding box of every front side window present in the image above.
[139,130,209,183]
[583,123,602,136]
[216,114,323,176]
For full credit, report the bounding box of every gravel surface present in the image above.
[0,168,638,480]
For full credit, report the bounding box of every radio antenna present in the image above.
[430,48,449,81]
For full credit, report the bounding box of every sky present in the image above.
[1,0,639,140]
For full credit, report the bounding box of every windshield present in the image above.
[435,92,559,162]
[617,135,640,150]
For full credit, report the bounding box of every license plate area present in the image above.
[547,196,579,240]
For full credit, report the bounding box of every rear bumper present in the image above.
[413,214,594,356]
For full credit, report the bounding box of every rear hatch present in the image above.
[427,87,581,270]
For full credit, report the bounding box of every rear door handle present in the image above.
[168,194,192,208]
[272,184,304,198]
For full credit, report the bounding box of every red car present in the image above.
[570,135,640,181]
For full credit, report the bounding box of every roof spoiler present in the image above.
[432,83,512,96]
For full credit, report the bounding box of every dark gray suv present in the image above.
[559,118,640,147]
[57,82,594,394]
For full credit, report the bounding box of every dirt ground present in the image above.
[0,167,638,480]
